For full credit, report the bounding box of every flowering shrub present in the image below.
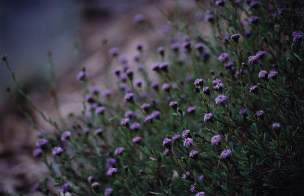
[3,0,304,195]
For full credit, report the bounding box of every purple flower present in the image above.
[95,106,105,115]
[120,118,130,127]
[135,79,143,88]
[106,167,118,176]
[292,31,304,42]
[247,0,261,9]
[95,128,103,135]
[248,16,260,24]
[133,14,145,24]
[106,158,117,169]
[205,10,214,22]
[249,84,259,93]
[141,103,151,112]
[239,107,248,117]
[187,106,196,114]
[218,52,230,63]
[182,129,191,139]
[76,68,86,81]
[231,33,240,42]
[130,122,141,131]
[109,47,119,57]
[124,93,134,103]
[61,182,71,193]
[162,83,171,92]
[224,61,235,70]
[157,46,165,57]
[195,42,205,53]
[183,41,192,53]
[114,147,125,156]
[211,134,222,145]
[215,95,229,105]
[125,110,136,119]
[169,101,178,109]
[196,192,205,196]
[163,137,172,147]
[268,70,278,79]
[104,187,113,196]
[248,50,266,64]
[212,79,224,90]
[172,133,181,141]
[198,175,204,183]
[151,110,161,119]
[52,146,63,156]
[33,148,43,157]
[255,110,264,118]
[132,136,143,144]
[203,86,210,95]
[203,112,214,122]
[171,43,180,53]
[61,131,71,142]
[35,138,48,148]
[215,0,226,6]
[151,82,159,91]
[183,137,193,148]
[194,78,204,88]
[189,150,199,159]
[258,70,268,79]
[272,122,281,130]
[190,184,196,193]
[220,148,232,159]
[91,182,100,190]
[102,89,112,99]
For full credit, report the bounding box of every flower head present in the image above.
[255,110,265,118]
[272,122,281,130]
[132,136,143,144]
[183,137,193,148]
[268,70,278,79]
[104,187,113,196]
[218,52,230,63]
[203,112,214,122]
[258,70,268,79]
[52,146,63,156]
[212,79,224,90]
[106,167,118,176]
[189,150,199,159]
[163,137,172,147]
[169,101,178,109]
[61,131,71,142]
[35,138,48,148]
[215,95,229,105]
[106,158,117,169]
[33,148,43,157]
[114,147,125,156]
[124,93,134,103]
[211,134,222,145]
[196,192,205,196]
[95,106,105,115]
[220,148,232,159]
[61,182,71,193]
[182,129,191,139]
[187,106,196,114]
[172,133,181,141]
[130,122,141,131]
[292,31,304,42]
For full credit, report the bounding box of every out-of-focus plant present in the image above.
[3,0,304,195]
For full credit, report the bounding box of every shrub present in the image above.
[4,0,304,195]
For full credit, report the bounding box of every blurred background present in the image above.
[0,0,200,194]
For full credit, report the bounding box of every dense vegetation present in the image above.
[4,0,304,195]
